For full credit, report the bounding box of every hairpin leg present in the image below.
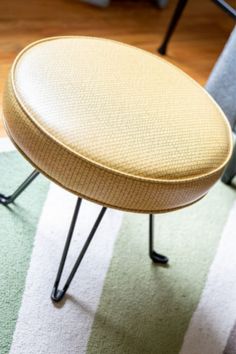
[0,169,40,206]
[158,0,188,55]
[1,166,168,299]
[149,214,169,264]
[51,197,107,303]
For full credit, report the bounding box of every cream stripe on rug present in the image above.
[180,200,236,354]
[9,183,123,354]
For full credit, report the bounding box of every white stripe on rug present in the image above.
[180,200,236,354]
[9,182,123,354]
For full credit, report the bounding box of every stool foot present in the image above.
[51,288,66,303]
[150,250,169,264]
[149,214,169,264]
[0,169,39,206]
[51,197,107,303]
[158,44,168,56]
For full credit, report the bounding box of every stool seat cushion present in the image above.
[2,37,232,213]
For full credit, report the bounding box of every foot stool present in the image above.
[0,37,232,302]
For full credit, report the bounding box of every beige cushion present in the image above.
[2,36,233,213]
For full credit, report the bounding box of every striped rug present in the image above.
[0,138,236,354]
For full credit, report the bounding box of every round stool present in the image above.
[1,37,232,302]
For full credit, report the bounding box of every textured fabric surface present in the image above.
[2,36,233,212]
[1,143,236,354]
[205,26,236,184]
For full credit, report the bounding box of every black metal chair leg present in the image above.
[158,0,189,55]
[51,197,107,303]
[0,169,40,206]
[149,214,169,264]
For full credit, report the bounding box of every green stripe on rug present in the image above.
[87,182,236,354]
[0,152,49,354]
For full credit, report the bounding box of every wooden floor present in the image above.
[0,0,234,136]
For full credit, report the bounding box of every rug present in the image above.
[1,138,236,354]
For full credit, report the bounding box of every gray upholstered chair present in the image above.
[205,26,236,185]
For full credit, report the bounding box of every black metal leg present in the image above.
[158,0,189,55]
[0,169,40,206]
[1,167,169,299]
[51,197,107,303]
[149,214,169,264]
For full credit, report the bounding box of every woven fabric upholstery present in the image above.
[2,37,233,213]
